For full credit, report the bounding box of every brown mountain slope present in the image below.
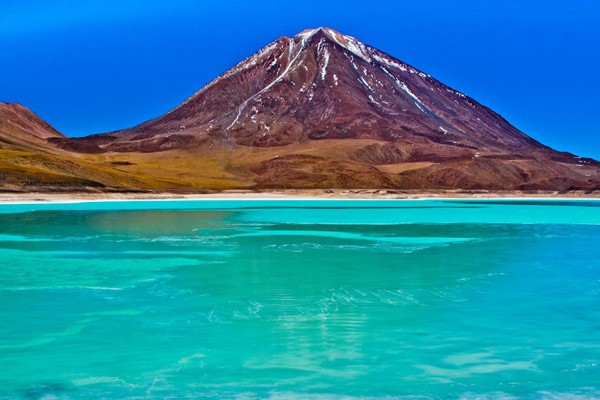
[0,103,174,191]
[0,102,65,152]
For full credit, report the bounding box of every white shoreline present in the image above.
[0,191,598,205]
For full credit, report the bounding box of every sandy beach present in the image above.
[0,189,598,203]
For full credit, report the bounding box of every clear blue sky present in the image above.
[1,0,599,158]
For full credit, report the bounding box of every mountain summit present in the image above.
[6,28,600,191]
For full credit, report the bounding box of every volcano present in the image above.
[6,28,600,191]
[94,28,547,152]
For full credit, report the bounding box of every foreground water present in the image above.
[0,199,599,399]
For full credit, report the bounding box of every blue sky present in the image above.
[1,0,599,158]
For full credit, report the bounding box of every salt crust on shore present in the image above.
[0,189,598,204]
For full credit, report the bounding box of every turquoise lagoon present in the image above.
[0,199,599,399]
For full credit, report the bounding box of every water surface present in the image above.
[0,200,599,399]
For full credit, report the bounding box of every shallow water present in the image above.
[0,200,599,399]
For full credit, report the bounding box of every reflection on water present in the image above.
[0,201,599,398]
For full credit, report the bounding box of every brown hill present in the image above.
[0,102,65,151]
[0,103,165,191]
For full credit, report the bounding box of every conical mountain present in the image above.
[104,27,543,153]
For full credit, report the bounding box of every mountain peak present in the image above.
[1,101,23,109]
[292,27,372,61]
[294,27,335,36]
[294,27,350,38]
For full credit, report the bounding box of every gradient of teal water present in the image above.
[1,200,599,399]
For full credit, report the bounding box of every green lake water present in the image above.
[0,199,599,399]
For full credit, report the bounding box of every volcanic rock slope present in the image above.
[7,28,600,191]
[0,102,65,151]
